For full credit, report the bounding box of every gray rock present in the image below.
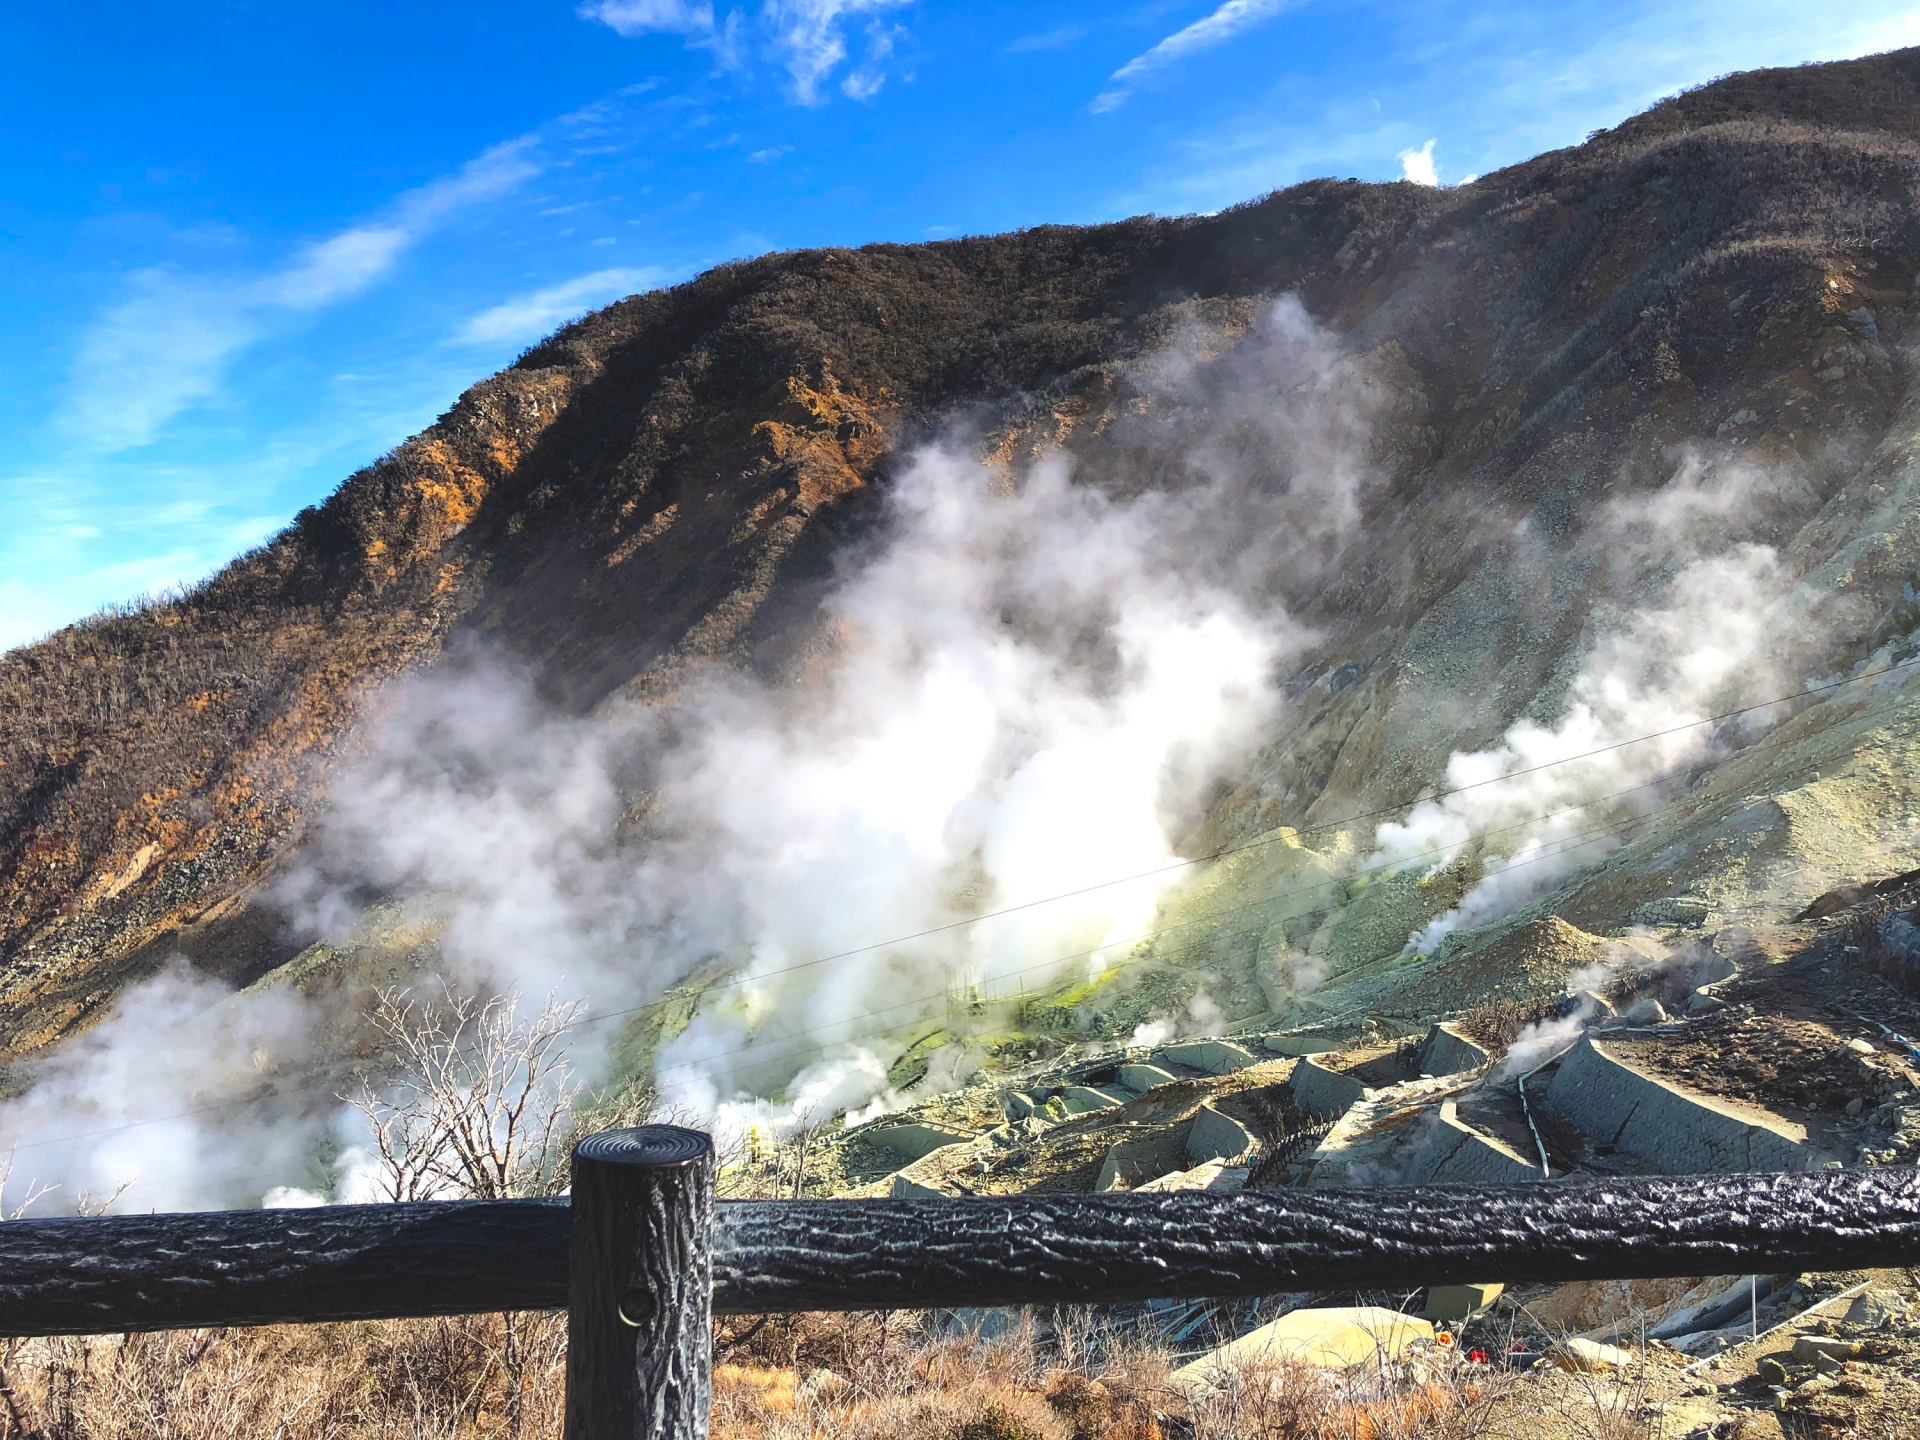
[1792,1335,1859,1364]
[1844,1287,1908,1328]
[1569,988,1616,1019]
[1619,996,1669,1026]
[1002,1091,1036,1121]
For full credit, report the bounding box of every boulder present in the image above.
[1615,996,1670,1026]
[1290,1055,1367,1119]
[1566,988,1615,1019]
[1002,1091,1037,1121]
[1185,1104,1254,1165]
[1169,1306,1433,1383]
[1792,1335,1860,1364]
[1543,1034,1808,1173]
[1549,1337,1635,1373]
[1844,1287,1909,1327]
[1117,1062,1179,1094]
[1415,1022,1490,1077]
[1159,1039,1256,1075]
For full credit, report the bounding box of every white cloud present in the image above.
[1398,137,1439,185]
[60,140,540,453]
[578,0,715,35]
[1093,0,1299,113]
[747,144,795,163]
[581,0,909,103]
[764,0,912,105]
[1007,24,1090,54]
[454,267,669,348]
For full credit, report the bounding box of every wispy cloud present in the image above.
[1093,0,1299,113]
[577,0,716,35]
[582,0,911,105]
[747,144,795,163]
[763,0,912,104]
[62,140,541,453]
[454,267,671,348]
[1007,24,1091,54]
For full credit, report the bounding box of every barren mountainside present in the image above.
[7,44,1920,1065]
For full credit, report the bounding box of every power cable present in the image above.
[4,656,1910,1184]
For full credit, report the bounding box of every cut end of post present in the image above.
[575,1126,713,1171]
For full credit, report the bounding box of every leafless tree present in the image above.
[344,987,584,1203]
[344,987,585,1440]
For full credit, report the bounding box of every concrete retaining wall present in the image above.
[1117,1063,1179,1094]
[1290,1055,1367,1118]
[1407,1101,1539,1184]
[1185,1104,1254,1165]
[1417,1023,1490,1078]
[1159,1039,1256,1075]
[871,1121,976,1160]
[1543,1034,1807,1173]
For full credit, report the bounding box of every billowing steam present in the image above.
[0,298,1395,1210]
[1374,454,1822,954]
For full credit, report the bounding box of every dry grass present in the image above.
[0,1312,568,1440]
[0,1306,1677,1440]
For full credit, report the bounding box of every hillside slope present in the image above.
[5,46,1920,1062]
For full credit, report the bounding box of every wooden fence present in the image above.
[4,1126,1920,1438]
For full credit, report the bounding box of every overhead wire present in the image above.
[123,807,1670,1211]
[8,653,1915,1197]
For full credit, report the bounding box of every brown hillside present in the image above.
[4,47,1920,1056]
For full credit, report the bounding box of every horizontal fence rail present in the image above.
[3,1165,1920,1338]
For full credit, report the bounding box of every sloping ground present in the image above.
[7,47,1920,1073]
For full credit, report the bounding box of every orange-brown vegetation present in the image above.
[6,47,1920,1074]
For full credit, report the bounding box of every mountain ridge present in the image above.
[5,45,1920,1062]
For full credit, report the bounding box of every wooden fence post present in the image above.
[564,1126,715,1440]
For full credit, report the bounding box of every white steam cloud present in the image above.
[0,298,1394,1210]
[1378,455,1815,955]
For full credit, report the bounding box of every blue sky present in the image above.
[4,1,1917,653]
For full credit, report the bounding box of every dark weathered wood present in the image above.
[565,1126,714,1440]
[0,1198,568,1335]
[4,1166,1920,1337]
[712,1168,1920,1312]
